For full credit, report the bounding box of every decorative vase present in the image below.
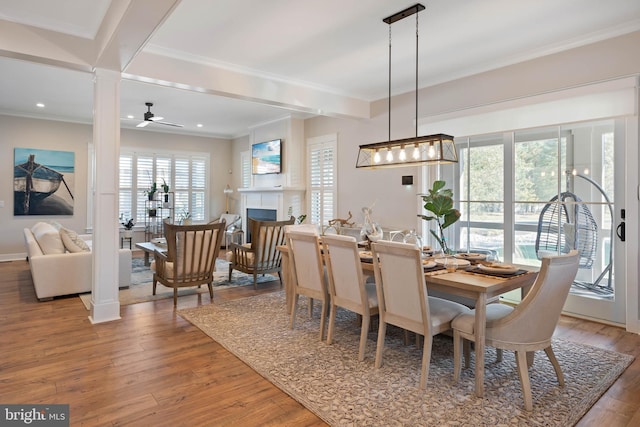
[403,229,423,250]
[123,229,133,238]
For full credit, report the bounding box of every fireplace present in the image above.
[246,208,277,243]
[238,187,305,245]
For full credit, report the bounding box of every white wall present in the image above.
[1,115,232,259]
[1,116,92,258]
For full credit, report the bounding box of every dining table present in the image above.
[276,243,538,398]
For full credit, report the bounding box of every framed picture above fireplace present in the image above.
[251,139,282,175]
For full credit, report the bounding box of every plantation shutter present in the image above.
[118,151,209,226]
[119,154,133,222]
[190,157,206,221]
[307,135,337,226]
[136,155,154,224]
[174,157,190,220]
[241,151,251,188]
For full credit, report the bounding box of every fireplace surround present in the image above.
[238,187,305,243]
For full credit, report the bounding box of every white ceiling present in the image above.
[0,0,639,139]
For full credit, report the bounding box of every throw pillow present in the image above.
[60,227,91,253]
[48,220,63,230]
[31,222,65,255]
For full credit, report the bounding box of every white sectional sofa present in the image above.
[24,222,131,301]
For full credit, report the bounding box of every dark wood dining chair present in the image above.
[152,221,226,306]
[227,216,295,288]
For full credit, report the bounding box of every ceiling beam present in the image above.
[0,19,94,71]
[94,0,182,71]
[124,51,371,119]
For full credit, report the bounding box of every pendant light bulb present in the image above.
[412,144,420,160]
[373,150,381,164]
[427,143,436,159]
[399,146,407,161]
[386,148,394,162]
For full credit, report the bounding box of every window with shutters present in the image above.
[119,150,209,225]
[240,150,251,188]
[307,135,337,226]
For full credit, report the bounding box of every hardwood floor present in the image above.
[2,256,640,426]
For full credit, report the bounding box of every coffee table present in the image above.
[135,241,167,266]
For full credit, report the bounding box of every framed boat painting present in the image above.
[14,148,74,216]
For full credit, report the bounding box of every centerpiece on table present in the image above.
[418,180,460,254]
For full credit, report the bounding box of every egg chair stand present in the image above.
[535,173,613,296]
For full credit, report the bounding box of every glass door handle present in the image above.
[616,221,625,242]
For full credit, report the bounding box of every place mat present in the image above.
[466,266,530,278]
[359,252,444,272]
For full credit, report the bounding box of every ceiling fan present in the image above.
[136,102,183,128]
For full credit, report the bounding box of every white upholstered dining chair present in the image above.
[452,250,580,411]
[323,234,379,361]
[287,230,329,340]
[371,240,470,389]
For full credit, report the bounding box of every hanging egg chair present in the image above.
[535,192,598,269]
[535,171,614,295]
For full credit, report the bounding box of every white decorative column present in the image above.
[89,68,121,323]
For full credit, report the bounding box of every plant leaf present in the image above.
[442,209,461,229]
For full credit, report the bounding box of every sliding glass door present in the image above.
[444,118,626,325]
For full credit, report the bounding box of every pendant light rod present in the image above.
[388,25,391,142]
[356,3,458,169]
[383,3,425,143]
[415,9,419,138]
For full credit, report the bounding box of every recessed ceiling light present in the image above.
[36,103,45,108]
[127,115,134,119]
[196,124,203,128]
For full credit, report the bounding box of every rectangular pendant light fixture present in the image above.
[356,4,458,169]
[356,134,457,169]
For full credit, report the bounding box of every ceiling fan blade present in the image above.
[155,120,184,128]
[149,116,164,122]
[136,121,150,128]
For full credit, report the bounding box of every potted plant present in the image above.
[121,218,135,238]
[417,180,461,254]
[147,182,157,201]
[178,209,192,225]
[161,179,170,203]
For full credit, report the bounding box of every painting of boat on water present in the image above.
[14,148,74,216]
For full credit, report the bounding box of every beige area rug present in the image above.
[178,291,634,426]
[79,258,278,308]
